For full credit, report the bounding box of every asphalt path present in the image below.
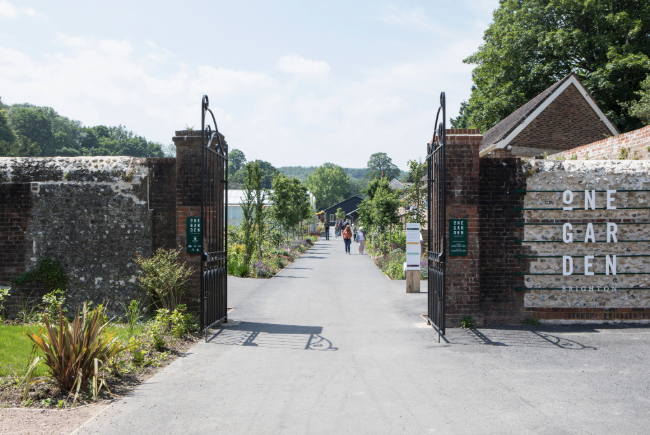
[79,237,650,434]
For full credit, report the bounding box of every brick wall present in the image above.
[145,158,177,251]
[478,158,528,324]
[509,84,613,152]
[444,130,483,326]
[172,131,203,312]
[0,183,32,287]
[552,124,650,160]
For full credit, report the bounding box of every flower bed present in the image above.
[228,235,318,278]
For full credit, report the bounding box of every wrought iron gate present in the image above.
[200,95,228,332]
[426,92,446,341]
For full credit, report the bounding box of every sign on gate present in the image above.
[187,216,202,253]
[449,219,468,256]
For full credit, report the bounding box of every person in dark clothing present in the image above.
[324,221,330,240]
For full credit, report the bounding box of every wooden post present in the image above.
[406,270,420,293]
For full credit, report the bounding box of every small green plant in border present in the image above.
[13,258,67,291]
[0,287,10,320]
[460,316,477,329]
[521,317,542,326]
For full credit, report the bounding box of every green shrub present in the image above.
[13,258,67,291]
[0,287,9,320]
[40,290,67,324]
[170,304,197,338]
[150,309,170,350]
[521,317,542,326]
[25,303,127,392]
[460,316,477,329]
[135,248,193,312]
[120,300,144,338]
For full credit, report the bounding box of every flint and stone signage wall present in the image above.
[522,161,650,317]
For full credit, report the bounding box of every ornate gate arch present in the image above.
[426,92,446,341]
[200,95,228,332]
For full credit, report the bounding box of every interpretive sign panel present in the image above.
[449,219,468,257]
[406,223,421,269]
[187,216,202,253]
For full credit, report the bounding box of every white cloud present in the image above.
[0,1,18,19]
[374,6,435,32]
[277,54,330,79]
[0,1,41,19]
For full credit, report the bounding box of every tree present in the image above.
[365,177,392,201]
[271,174,312,240]
[231,159,279,189]
[305,163,351,210]
[628,75,650,124]
[464,0,650,133]
[346,178,368,198]
[8,107,55,155]
[402,159,427,225]
[240,162,260,270]
[335,208,345,220]
[228,149,246,174]
[450,99,474,129]
[253,169,267,261]
[366,152,401,181]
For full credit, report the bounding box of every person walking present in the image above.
[324,220,330,240]
[334,221,340,240]
[352,222,358,242]
[357,226,366,254]
[342,224,352,254]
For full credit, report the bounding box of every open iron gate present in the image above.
[426,92,446,341]
[200,95,228,332]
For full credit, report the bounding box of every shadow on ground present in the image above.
[207,322,338,351]
[438,325,614,350]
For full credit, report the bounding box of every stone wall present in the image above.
[552,124,650,161]
[520,160,650,322]
[0,157,176,316]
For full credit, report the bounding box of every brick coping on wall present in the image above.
[552,124,650,160]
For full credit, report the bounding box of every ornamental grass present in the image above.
[25,304,127,392]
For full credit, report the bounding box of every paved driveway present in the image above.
[79,238,650,434]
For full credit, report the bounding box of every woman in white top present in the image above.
[357,227,366,254]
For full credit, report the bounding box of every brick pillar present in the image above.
[172,130,203,313]
[445,129,483,327]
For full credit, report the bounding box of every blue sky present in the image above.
[0,0,498,169]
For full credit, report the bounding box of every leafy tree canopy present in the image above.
[366,152,401,181]
[231,159,279,189]
[0,102,167,157]
[304,163,351,210]
[271,174,312,236]
[228,148,246,174]
[627,76,650,124]
[464,0,650,133]
[450,99,475,129]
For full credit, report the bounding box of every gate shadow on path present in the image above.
[207,322,338,351]
[445,327,597,350]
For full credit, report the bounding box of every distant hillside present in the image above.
[278,166,373,181]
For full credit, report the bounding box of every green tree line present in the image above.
[0,100,169,157]
[453,0,650,133]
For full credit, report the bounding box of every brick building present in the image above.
[479,73,619,158]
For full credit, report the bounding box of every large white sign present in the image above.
[405,223,420,270]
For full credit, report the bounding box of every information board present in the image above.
[449,219,468,256]
[186,216,202,254]
[406,222,421,269]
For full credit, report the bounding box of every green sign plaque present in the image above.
[186,216,202,254]
[449,218,468,256]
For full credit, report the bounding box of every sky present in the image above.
[0,0,499,170]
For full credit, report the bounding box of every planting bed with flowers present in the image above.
[365,236,428,281]
[227,224,319,278]
[0,249,203,410]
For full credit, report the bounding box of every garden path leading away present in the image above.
[77,238,650,434]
